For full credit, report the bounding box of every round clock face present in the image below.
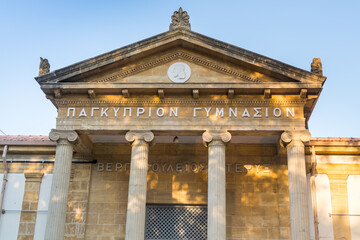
[167,62,191,83]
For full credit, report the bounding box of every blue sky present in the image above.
[0,1,359,137]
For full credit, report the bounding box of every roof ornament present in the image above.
[311,58,323,75]
[39,57,50,76]
[169,7,191,31]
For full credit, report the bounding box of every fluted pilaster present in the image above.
[202,130,231,240]
[125,131,154,240]
[328,174,351,239]
[45,129,78,240]
[281,130,311,240]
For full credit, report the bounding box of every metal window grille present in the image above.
[145,205,207,240]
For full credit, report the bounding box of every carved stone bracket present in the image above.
[280,130,311,147]
[300,89,308,98]
[122,89,130,98]
[88,89,96,99]
[125,131,155,146]
[202,130,231,147]
[264,89,271,99]
[158,89,165,99]
[192,89,199,99]
[54,89,62,99]
[227,89,234,99]
[49,129,78,143]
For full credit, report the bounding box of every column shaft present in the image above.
[125,131,154,240]
[45,130,77,240]
[287,140,310,239]
[281,130,311,240]
[202,130,231,240]
[208,140,226,240]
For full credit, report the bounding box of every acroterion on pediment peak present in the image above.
[169,7,191,31]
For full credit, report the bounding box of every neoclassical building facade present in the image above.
[1,8,359,240]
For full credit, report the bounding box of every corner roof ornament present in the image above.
[169,7,191,31]
[39,57,50,76]
[311,58,323,75]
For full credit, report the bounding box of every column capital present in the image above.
[280,130,311,147]
[49,129,78,143]
[202,130,231,147]
[327,174,349,183]
[125,131,154,145]
[24,172,44,182]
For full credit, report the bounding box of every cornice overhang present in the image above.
[306,138,360,155]
[40,82,323,92]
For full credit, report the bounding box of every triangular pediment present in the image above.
[60,49,294,85]
[35,30,326,86]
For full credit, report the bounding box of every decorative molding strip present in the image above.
[97,51,261,83]
[55,98,307,107]
[179,52,261,83]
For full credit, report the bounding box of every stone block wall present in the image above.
[85,145,131,240]
[64,163,92,240]
[147,144,208,205]
[86,143,289,240]
[225,145,290,240]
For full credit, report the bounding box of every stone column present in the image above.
[45,129,78,240]
[281,130,311,240]
[125,131,154,240]
[202,130,231,240]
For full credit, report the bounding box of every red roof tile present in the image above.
[310,137,360,142]
[0,135,55,146]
